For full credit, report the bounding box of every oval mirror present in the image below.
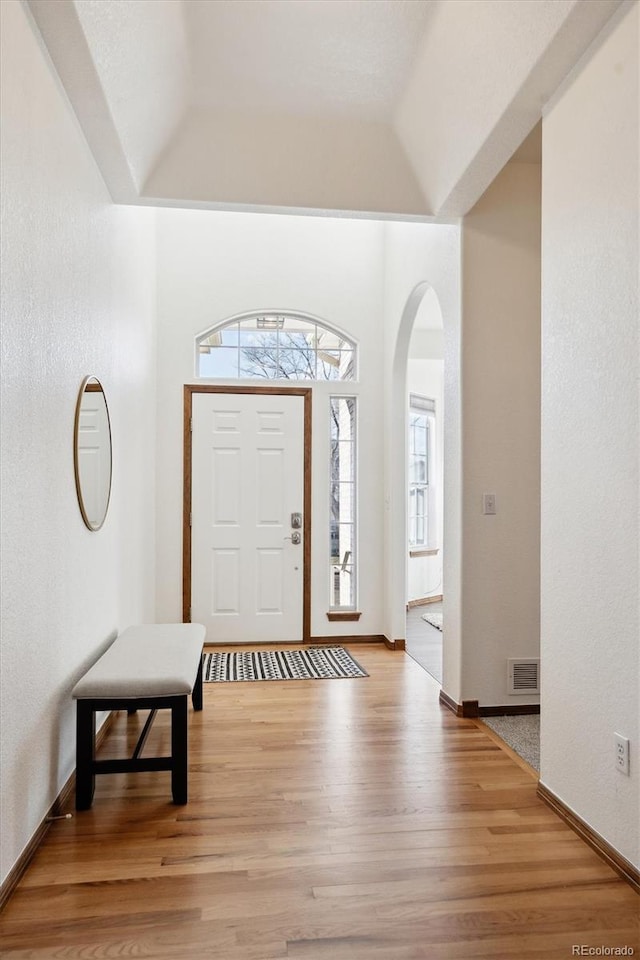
[73,376,112,531]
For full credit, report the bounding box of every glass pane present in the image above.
[336,524,354,558]
[318,356,341,381]
[200,324,239,349]
[317,328,351,350]
[330,522,339,561]
[330,398,356,441]
[330,402,339,439]
[318,351,354,381]
[330,482,338,524]
[330,522,355,566]
[330,565,355,608]
[318,348,341,366]
[198,347,239,378]
[279,317,317,341]
[339,351,355,379]
[280,332,315,353]
[330,523,354,564]
[330,441,338,483]
[330,441,355,483]
[409,515,417,546]
[237,316,261,332]
[238,326,273,347]
[409,486,428,546]
[276,349,316,379]
[239,345,279,379]
[330,483,354,523]
[409,456,427,484]
[244,314,283,332]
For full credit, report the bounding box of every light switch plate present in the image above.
[483,493,496,515]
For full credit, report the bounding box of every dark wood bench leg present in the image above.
[76,700,96,810]
[171,696,188,805]
[192,655,203,712]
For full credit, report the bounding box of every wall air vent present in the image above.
[507,658,540,695]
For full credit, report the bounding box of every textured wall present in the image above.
[0,0,156,885]
[541,2,639,866]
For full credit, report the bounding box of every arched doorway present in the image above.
[388,282,445,682]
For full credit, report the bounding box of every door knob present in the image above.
[284,531,301,545]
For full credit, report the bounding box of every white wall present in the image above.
[0,0,157,886]
[541,1,639,867]
[459,159,541,707]
[154,210,388,638]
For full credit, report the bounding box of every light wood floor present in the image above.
[1,644,638,959]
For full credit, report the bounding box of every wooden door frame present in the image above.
[183,384,313,642]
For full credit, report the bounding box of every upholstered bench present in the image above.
[72,623,206,810]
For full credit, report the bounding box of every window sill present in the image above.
[409,547,439,558]
[326,611,362,622]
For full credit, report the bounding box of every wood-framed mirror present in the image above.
[73,376,112,531]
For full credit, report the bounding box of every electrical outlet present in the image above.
[614,733,630,775]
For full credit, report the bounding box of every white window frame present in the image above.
[408,394,437,551]
[195,311,358,382]
[329,395,357,611]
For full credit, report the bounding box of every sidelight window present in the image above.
[330,397,357,609]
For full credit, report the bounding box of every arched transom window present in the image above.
[196,313,357,381]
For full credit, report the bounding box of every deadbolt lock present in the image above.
[291,512,302,529]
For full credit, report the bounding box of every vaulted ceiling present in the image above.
[27,0,621,219]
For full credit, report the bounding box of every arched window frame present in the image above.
[195,311,358,382]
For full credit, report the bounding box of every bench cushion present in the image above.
[72,623,206,700]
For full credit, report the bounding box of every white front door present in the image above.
[191,391,305,643]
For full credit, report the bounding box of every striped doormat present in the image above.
[203,646,368,682]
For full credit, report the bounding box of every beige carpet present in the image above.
[482,714,540,771]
